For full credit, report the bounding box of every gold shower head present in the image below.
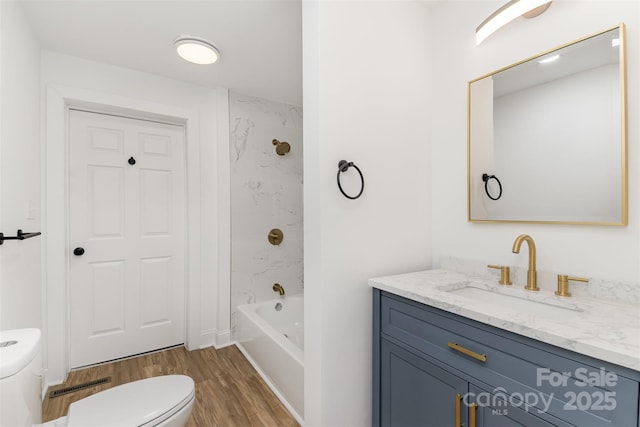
[272,139,291,156]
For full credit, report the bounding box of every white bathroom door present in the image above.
[68,110,186,368]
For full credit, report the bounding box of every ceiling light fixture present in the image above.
[476,0,552,45]
[174,35,220,65]
[538,54,560,64]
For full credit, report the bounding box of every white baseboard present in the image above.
[43,377,64,400]
[196,329,233,350]
[198,330,217,349]
[213,329,233,349]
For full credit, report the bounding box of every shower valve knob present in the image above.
[268,228,284,246]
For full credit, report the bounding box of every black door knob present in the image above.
[73,247,85,256]
[128,157,136,165]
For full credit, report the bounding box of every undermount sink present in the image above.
[447,286,583,320]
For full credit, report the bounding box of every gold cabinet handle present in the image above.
[447,342,487,363]
[487,264,512,285]
[455,394,462,427]
[470,402,478,427]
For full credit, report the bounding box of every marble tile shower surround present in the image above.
[230,92,303,328]
[440,255,640,305]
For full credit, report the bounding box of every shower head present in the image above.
[272,139,291,156]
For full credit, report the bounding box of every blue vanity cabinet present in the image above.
[372,289,640,427]
[468,384,557,427]
[379,337,561,427]
[380,338,469,427]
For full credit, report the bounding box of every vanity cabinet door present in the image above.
[468,385,569,427]
[380,338,468,427]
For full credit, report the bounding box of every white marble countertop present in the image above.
[369,269,640,373]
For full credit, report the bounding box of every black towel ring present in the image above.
[482,173,502,200]
[337,160,364,200]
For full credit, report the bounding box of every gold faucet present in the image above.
[273,283,285,296]
[487,265,512,286]
[556,275,589,297]
[512,234,539,291]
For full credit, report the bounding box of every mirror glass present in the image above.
[468,25,627,225]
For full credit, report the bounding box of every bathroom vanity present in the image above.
[370,270,640,427]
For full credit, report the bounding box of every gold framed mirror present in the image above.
[467,24,627,225]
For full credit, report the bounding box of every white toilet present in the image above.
[0,329,195,427]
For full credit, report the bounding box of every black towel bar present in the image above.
[0,229,42,245]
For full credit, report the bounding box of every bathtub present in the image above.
[236,295,304,423]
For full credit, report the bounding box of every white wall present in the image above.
[0,2,42,330]
[229,92,303,325]
[40,52,226,384]
[431,1,640,284]
[303,2,432,425]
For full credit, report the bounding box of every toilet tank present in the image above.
[0,329,43,427]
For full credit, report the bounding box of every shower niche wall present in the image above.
[229,92,303,326]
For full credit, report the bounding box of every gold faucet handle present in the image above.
[487,265,512,286]
[556,274,589,297]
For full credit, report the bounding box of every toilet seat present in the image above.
[65,375,195,427]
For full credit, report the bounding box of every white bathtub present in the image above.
[236,295,304,423]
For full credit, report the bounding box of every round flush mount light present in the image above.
[174,35,220,65]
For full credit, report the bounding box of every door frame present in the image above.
[44,85,203,384]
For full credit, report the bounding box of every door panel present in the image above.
[69,110,185,368]
[88,166,125,237]
[381,339,469,427]
[89,260,126,335]
[140,169,172,235]
[140,256,172,326]
[470,384,561,427]
[140,132,172,156]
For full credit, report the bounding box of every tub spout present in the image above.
[273,283,285,296]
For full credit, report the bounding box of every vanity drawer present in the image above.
[379,292,639,426]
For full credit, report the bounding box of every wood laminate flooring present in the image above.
[42,345,299,427]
